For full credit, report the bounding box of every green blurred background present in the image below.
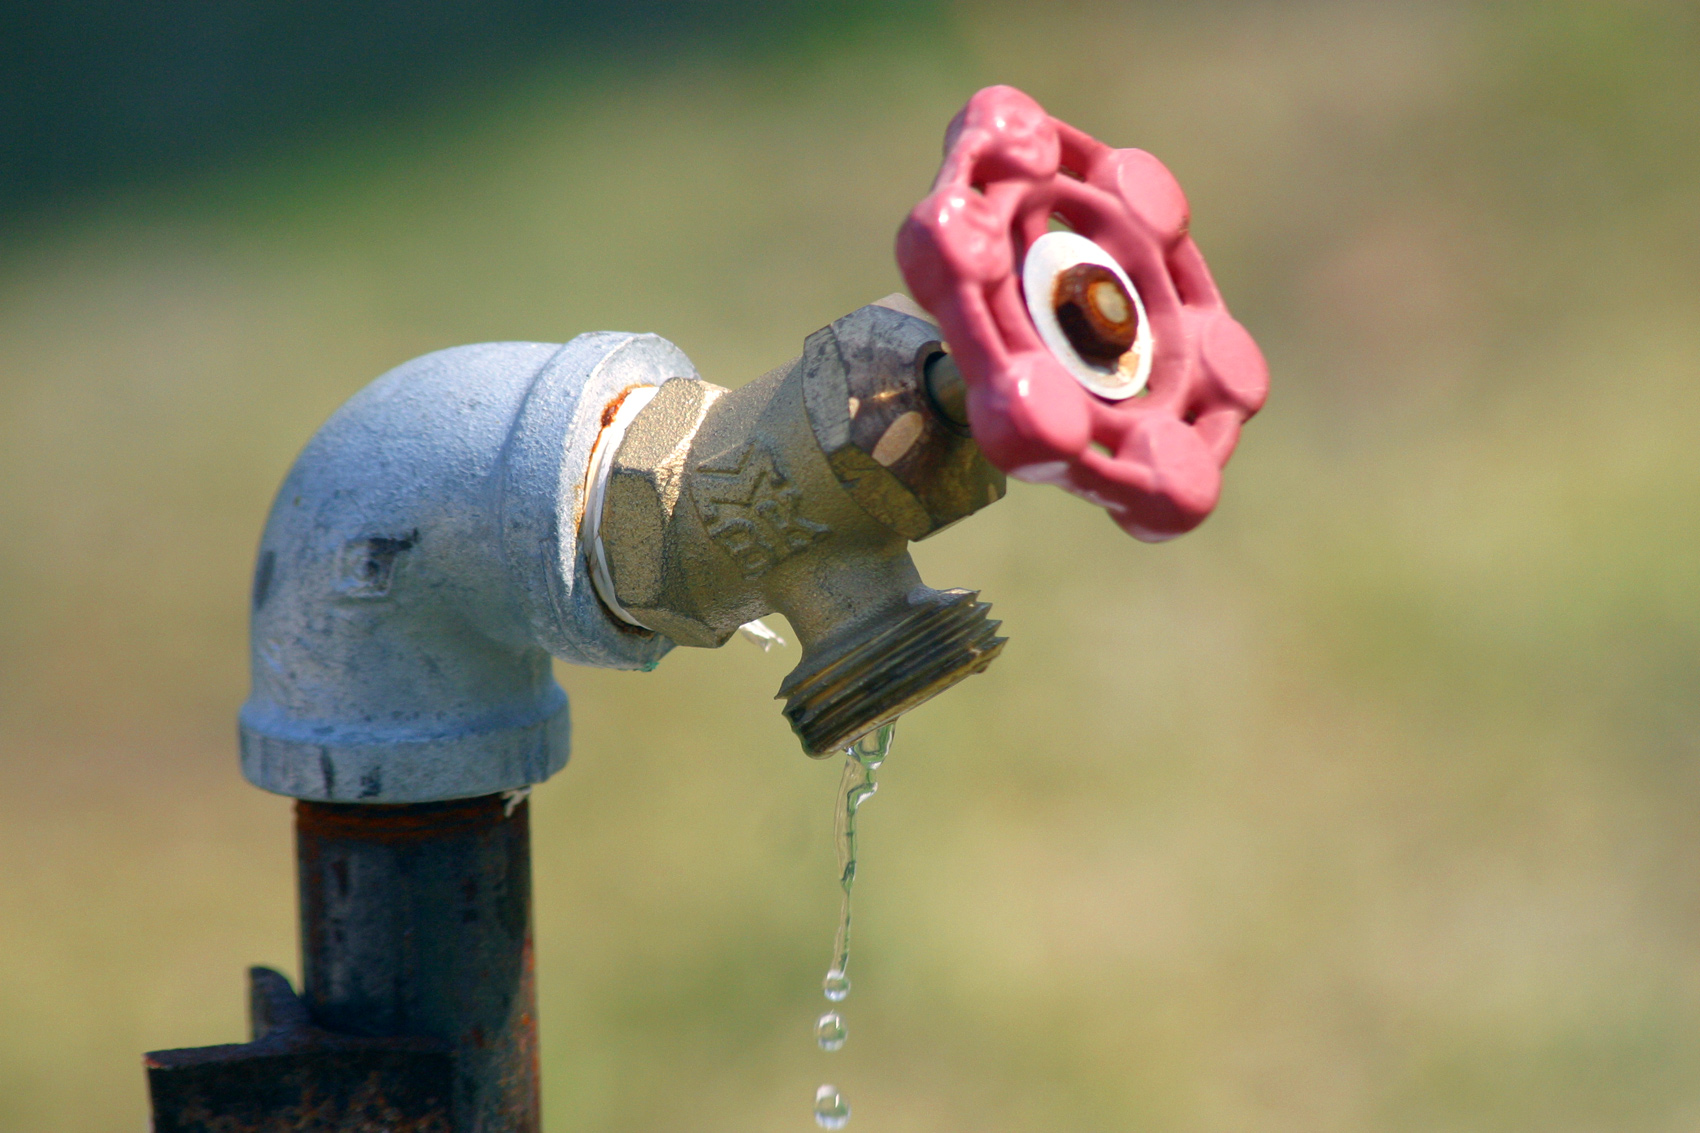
[3,1,1698,1129]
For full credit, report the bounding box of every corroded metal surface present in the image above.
[146,967,453,1132]
[298,794,540,1132]
[148,795,539,1131]
[597,301,1007,754]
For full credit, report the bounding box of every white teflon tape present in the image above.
[583,383,661,628]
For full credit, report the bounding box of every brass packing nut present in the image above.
[800,303,1004,540]
[599,303,1008,753]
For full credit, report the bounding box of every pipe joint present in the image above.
[241,334,688,803]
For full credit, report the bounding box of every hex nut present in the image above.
[602,376,721,643]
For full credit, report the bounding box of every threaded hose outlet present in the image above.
[777,587,1006,756]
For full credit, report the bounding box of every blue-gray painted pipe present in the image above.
[241,333,689,803]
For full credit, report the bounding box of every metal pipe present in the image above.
[240,334,687,805]
[922,350,968,429]
[297,793,539,1132]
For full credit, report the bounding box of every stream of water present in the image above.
[812,721,895,1129]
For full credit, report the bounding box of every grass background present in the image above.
[2,1,1698,1129]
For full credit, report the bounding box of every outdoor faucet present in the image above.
[237,298,1001,808]
[147,86,1267,1133]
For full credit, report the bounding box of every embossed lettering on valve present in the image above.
[809,722,894,1128]
[692,440,830,579]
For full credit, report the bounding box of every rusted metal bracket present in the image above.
[146,965,453,1132]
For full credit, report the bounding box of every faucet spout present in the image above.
[596,301,1007,754]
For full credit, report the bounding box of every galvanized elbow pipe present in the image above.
[240,333,685,805]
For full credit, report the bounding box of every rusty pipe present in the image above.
[297,794,539,1131]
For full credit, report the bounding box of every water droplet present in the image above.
[814,1084,850,1129]
[816,1011,846,1051]
[823,968,850,1002]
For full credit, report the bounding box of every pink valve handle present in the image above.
[896,86,1268,541]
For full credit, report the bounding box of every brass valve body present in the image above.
[598,302,1007,754]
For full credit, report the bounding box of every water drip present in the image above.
[805,722,895,1127]
[814,1084,850,1130]
[826,723,894,998]
[815,1011,846,1051]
